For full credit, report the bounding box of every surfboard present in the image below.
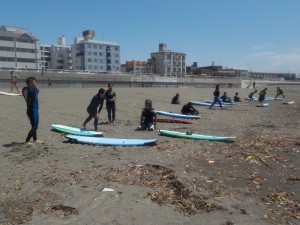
[191,101,228,107]
[159,130,235,142]
[51,124,104,136]
[156,111,199,119]
[0,91,21,96]
[204,100,236,105]
[157,117,194,124]
[256,103,269,107]
[282,101,295,105]
[65,135,158,146]
[245,97,283,101]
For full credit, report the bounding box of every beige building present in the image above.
[0,25,41,69]
[150,43,186,76]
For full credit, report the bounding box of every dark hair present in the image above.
[254,90,257,93]
[235,92,238,95]
[176,93,179,96]
[26,77,36,85]
[145,99,152,108]
[108,83,113,87]
[216,85,220,89]
[11,71,14,74]
[98,88,105,95]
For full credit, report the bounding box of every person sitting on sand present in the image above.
[274,87,284,99]
[23,77,42,145]
[181,102,199,115]
[233,92,241,102]
[209,85,223,109]
[83,88,105,131]
[11,71,20,94]
[138,99,157,131]
[220,92,232,103]
[171,93,180,104]
[248,90,257,101]
[259,88,267,103]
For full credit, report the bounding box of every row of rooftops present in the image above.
[0,25,38,41]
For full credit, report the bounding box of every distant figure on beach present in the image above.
[48,78,52,88]
[248,90,257,101]
[11,71,20,94]
[181,102,199,115]
[105,83,117,124]
[274,87,285,99]
[171,93,180,104]
[259,88,267,103]
[209,85,223,109]
[23,77,41,145]
[253,80,256,90]
[83,88,105,131]
[138,99,157,131]
[233,92,241,102]
[220,92,232,103]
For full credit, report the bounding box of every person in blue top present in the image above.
[138,99,157,131]
[105,83,117,124]
[171,93,180,104]
[209,85,223,109]
[22,77,41,145]
[83,88,105,131]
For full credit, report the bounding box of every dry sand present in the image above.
[0,85,299,225]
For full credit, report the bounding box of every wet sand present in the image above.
[0,86,299,225]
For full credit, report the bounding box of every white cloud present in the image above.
[252,43,273,50]
[247,52,274,58]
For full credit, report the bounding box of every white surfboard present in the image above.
[0,91,22,96]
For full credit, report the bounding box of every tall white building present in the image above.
[71,30,120,72]
[0,25,41,69]
[40,35,72,70]
[150,43,186,76]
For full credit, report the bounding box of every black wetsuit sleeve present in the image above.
[98,98,104,113]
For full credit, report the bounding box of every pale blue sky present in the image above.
[1,0,299,73]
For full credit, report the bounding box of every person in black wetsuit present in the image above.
[83,88,105,131]
[171,93,180,104]
[22,77,41,145]
[138,99,157,131]
[209,85,223,109]
[220,92,232,103]
[181,102,199,115]
[248,90,257,101]
[105,83,117,124]
[274,87,284,99]
[233,92,241,102]
[259,88,267,103]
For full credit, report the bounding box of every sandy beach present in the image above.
[0,85,299,225]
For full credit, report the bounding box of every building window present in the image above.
[116,67,119,70]
[88,65,92,69]
[100,59,103,63]
[115,54,119,57]
[94,66,98,69]
[87,44,91,48]
[115,60,119,64]
[94,59,97,62]
[88,51,91,55]
[93,44,97,48]
[99,52,103,56]
[115,47,119,51]
[93,52,97,56]
[100,66,103,69]
[99,46,102,49]
[88,58,92,62]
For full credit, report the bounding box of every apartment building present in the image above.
[71,30,120,72]
[0,25,41,69]
[125,60,151,74]
[150,43,186,76]
[40,44,51,69]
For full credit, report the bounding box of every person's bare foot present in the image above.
[25,142,33,146]
[34,140,44,144]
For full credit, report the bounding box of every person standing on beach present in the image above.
[83,88,105,131]
[274,87,284,99]
[209,85,223,109]
[252,80,256,90]
[258,88,267,104]
[23,77,41,145]
[105,83,117,124]
[11,71,20,94]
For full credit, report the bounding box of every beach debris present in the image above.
[43,204,79,216]
[100,164,223,215]
[286,176,300,181]
[102,188,114,192]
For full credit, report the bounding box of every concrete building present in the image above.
[125,60,151,74]
[0,25,41,69]
[250,72,296,80]
[150,43,186,76]
[71,30,120,72]
[40,36,72,70]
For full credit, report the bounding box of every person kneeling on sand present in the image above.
[138,99,157,131]
[171,93,180,104]
[233,92,241,102]
[220,92,232,103]
[248,90,257,101]
[181,102,199,115]
[259,88,267,104]
[83,88,105,131]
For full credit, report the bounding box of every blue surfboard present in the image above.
[156,111,199,119]
[65,135,158,146]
